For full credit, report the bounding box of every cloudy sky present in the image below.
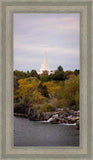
[14,13,80,72]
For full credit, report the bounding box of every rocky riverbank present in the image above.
[14,103,80,129]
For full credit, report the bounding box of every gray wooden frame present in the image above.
[0,0,93,159]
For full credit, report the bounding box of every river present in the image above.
[14,116,79,146]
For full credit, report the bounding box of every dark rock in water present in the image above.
[43,112,53,120]
[28,109,53,121]
[14,103,29,115]
[28,108,38,120]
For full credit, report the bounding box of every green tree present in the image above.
[53,66,64,80]
[54,70,64,80]
[49,73,55,80]
[40,74,49,82]
[74,69,80,76]
[14,70,26,79]
[57,75,79,109]
[38,83,49,97]
[64,75,79,106]
[42,70,49,75]
[30,70,39,78]
[26,70,30,78]
[58,65,64,72]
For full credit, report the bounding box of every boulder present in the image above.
[75,120,80,129]
[43,112,53,120]
[50,117,60,124]
[70,117,79,123]
[14,103,29,115]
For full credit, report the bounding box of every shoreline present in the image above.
[14,107,80,129]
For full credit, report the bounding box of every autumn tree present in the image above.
[64,70,74,80]
[64,74,79,107]
[15,78,43,106]
[57,74,79,109]
[43,81,61,97]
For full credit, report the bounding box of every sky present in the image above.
[14,13,80,72]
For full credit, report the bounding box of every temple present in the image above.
[38,51,53,75]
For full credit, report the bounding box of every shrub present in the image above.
[49,98,58,108]
[40,103,55,112]
[40,75,49,82]
[57,99,68,108]
[75,105,79,110]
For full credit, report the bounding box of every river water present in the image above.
[14,116,79,146]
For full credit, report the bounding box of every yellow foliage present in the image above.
[17,78,43,104]
[43,81,60,95]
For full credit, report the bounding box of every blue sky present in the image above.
[14,13,80,72]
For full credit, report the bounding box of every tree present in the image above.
[49,73,55,80]
[54,70,64,80]
[42,70,49,75]
[30,70,39,78]
[38,83,49,97]
[53,66,64,80]
[40,74,49,82]
[57,65,64,72]
[26,70,30,78]
[14,76,19,92]
[74,69,80,76]
[64,70,74,80]
[43,81,61,96]
[64,74,79,106]
[56,74,79,109]
[14,70,26,79]
[15,78,43,106]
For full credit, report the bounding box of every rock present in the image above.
[14,113,28,118]
[58,114,63,119]
[63,107,70,113]
[28,110,53,121]
[61,118,65,123]
[70,117,79,123]
[43,112,53,120]
[75,120,80,129]
[14,104,80,127]
[50,117,60,124]
[28,107,38,120]
[14,103,29,115]
[64,119,68,123]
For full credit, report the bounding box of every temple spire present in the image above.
[45,50,46,58]
[38,51,50,75]
[38,51,54,75]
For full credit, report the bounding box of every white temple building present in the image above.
[38,51,53,75]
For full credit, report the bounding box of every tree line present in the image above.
[14,66,79,112]
[14,66,79,82]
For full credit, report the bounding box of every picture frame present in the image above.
[0,0,93,159]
